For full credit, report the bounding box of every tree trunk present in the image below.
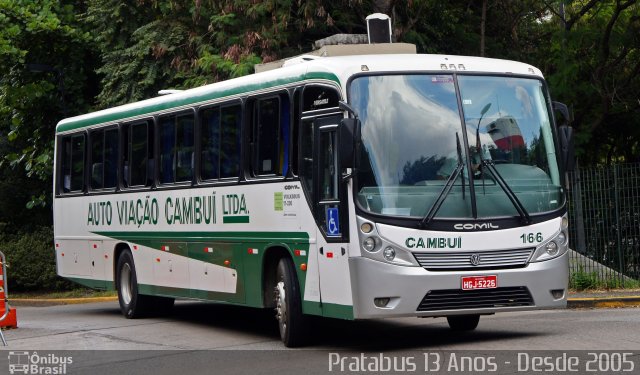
[480,0,487,56]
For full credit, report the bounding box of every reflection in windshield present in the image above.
[351,74,562,220]
[352,75,472,218]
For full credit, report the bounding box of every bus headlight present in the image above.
[530,232,568,262]
[363,237,377,252]
[383,247,396,261]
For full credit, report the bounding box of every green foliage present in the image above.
[0,0,97,211]
[570,266,640,290]
[570,268,600,290]
[1,227,75,292]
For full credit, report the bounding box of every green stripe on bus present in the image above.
[91,231,310,242]
[56,72,339,133]
[66,277,113,291]
[91,230,311,309]
[222,216,250,224]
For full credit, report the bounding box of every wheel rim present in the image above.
[275,281,287,335]
[120,263,133,305]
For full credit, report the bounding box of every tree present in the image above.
[0,0,98,210]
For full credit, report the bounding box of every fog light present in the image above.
[383,247,396,261]
[551,289,565,299]
[545,241,558,256]
[360,222,373,233]
[374,297,390,308]
[363,237,377,252]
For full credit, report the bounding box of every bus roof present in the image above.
[56,53,543,134]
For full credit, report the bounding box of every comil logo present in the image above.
[8,351,72,375]
[453,223,499,230]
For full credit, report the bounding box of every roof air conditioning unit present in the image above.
[366,13,392,43]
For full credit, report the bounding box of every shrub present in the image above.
[569,268,599,290]
[1,226,74,292]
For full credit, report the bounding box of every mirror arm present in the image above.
[339,100,359,120]
[341,170,355,182]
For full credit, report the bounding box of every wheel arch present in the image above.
[262,245,293,308]
[112,242,132,289]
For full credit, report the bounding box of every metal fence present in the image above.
[567,163,640,287]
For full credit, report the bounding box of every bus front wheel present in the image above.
[274,257,306,347]
[446,314,480,331]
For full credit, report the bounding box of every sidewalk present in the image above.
[567,289,640,308]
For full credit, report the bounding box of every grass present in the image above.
[9,288,117,299]
[570,268,640,291]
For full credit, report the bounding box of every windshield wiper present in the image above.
[419,162,463,228]
[480,159,532,225]
[420,133,466,229]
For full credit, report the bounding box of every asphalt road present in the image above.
[1,302,639,374]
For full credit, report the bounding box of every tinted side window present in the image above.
[220,105,241,178]
[60,134,85,193]
[159,113,194,184]
[253,95,289,176]
[201,107,221,180]
[123,121,153,187]
[90,128,118,189]
[201,104,242,181]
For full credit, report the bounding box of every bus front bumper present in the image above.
[349,252,568,319]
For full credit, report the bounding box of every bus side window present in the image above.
[253,94,289,177]
[90,127,118,190]
[90,129,104,189]
[60,134,85,193]
[201,104,241,181]
[201,107,221,180]
[159,113,194,184]
[221,105,241,178]
[60,137,72,192]
[104,128,118,188]
[124,121,151,187]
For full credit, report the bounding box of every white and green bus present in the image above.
[53,45,574,346]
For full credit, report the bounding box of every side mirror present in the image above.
[559,125,576,172]
[339,118,357,169]
[553,101,572,125]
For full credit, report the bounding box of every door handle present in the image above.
[341,247,346,256]
[319,247,324,255]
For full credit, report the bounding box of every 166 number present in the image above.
[520,232,543,244]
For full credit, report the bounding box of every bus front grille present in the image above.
[417,287,534,312]
[413,249,534,271]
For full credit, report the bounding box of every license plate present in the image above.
[461,275,497,290]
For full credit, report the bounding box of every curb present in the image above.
[9,296,118,307]
[8,296,640,308]
[567,296,640,309]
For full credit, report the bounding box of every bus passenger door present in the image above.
[313,116,353,317]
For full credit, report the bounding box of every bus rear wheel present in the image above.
[116,249,154,318]
[274,257,306,347]
[447,314,480,331]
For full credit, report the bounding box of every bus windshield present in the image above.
[350,74,562,220]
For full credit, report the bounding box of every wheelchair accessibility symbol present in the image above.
[325,207,340,236]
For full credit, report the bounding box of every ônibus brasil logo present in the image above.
[8,351,72,375]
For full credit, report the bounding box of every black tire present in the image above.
[274,257,306,347]
[447,314,480,331]
[115,249,153,318]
